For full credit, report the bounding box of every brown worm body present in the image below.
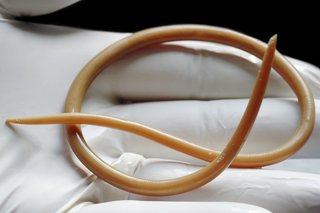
[7,25,315,196]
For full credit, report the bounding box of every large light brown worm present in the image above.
[7,25,315,196]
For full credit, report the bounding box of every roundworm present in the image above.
[7,25,315,196]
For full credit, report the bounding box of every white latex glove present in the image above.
[1,17,320,212]
[0,0,80,17]
[72,201,271,213]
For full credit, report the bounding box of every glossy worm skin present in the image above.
[7,25,315,196]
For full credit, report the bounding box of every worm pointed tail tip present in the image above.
[269,34,278,47]
[5,118,19,124]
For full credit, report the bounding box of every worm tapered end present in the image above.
[5,113,88,125]
[5,115,67,125]
[267,34,277,52]
[6,118,21,124]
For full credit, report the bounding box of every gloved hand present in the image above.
[0,0,80,17]
[1,17,320,213]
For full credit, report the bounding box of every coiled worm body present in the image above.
[7,25,315,196]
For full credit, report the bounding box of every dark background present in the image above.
[18,0,319,67]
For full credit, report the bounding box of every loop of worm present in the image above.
[7,25,315,196]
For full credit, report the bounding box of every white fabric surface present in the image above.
[1,17,320,212]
